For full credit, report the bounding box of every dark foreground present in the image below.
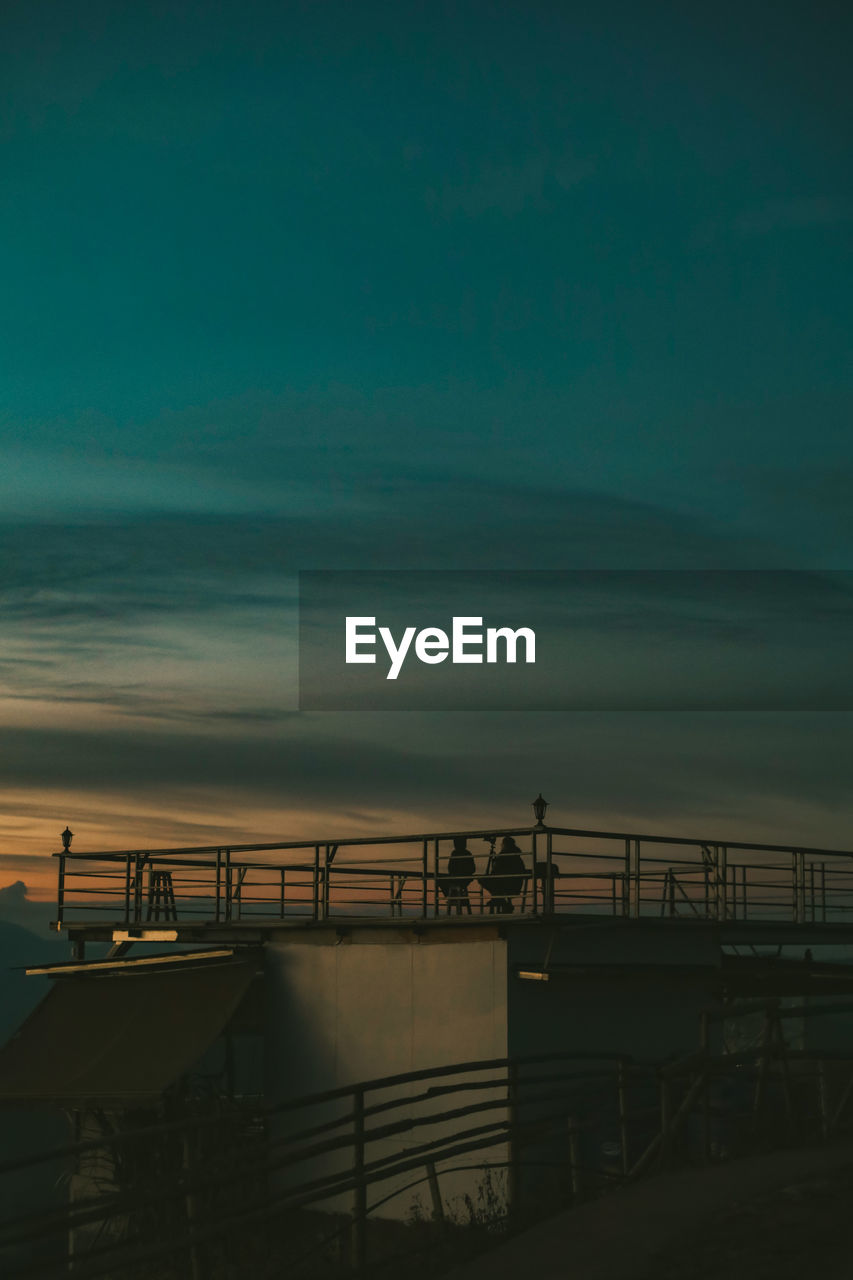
[448,1142,853,1280]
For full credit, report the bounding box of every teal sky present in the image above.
[0,0,851,878]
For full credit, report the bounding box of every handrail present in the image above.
[51,823,853,931]
[4,1032,853,1280]
[53,823,853,862]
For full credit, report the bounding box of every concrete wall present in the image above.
[265,926,508,1098]
[262,920,725,1220]
[264,926,509,1221]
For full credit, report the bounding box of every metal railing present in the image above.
[5,1012,853,1279]
[53,825,853,931]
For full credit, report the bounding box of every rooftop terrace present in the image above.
[52,817,853,947]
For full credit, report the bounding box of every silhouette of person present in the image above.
[480,836,527,914]
[439,837,476,914]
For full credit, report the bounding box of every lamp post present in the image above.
[532,794,548,828]
[59,827,83,960]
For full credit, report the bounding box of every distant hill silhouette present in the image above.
[0,880,56,938]
[0,918,63,1046]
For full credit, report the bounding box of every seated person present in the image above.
[479,836,527,913]
[438,837,476,912]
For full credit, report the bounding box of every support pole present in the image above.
[352,1087,367,1278]
[508,1061,521,1221]
[617,1060,629,1178]
[659,1075,672,1168]
[818,1059,829,1141]
[425,1160,445,1222]
[568,1118,583,1202]
[700,1012,711,1162]
[182,1131,203,1280]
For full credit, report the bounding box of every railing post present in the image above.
[631,839,641,918]
[797,851,806,924]
[280,868,286,920]
[433,839,440,917]
[545,831,554,913]
[313,845,320,921]
[352,1086,367,1277]
[323,845,332,919]
[716,846,727,922]
[214,848,222,924]
[224,849,232,923]
[56,854,65,926]
[124,853,132,925]
[425,1160,444,1221]
[421,839,428,918]
[133,855,144,923]
[792,850,807,923]
[531,831,538,915]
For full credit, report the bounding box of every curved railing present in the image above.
[4,1009,853,1278]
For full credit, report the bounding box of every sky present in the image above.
[0,0,851,900]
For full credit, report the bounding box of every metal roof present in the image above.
[0,955,257,1106]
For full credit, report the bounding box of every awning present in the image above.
[0,955,258,1106]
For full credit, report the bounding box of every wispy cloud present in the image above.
[733,196,851,237]
[425,149,595,219]
[695,195,851,246]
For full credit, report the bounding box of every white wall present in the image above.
[264,927,509,1221]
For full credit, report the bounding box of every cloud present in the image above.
[0,499,848,864]
[732,196,851,238]
[426,150,595,219]
[695,196,852,247]
[0,710,851,852]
